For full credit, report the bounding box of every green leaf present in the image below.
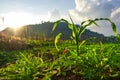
[52,20,60,31]
[85,20,99,27]
[92,20,99,27]
[81,21,86,25]
[70,36,76,44]
[80,19,99,37]
[117,34,120,43]
[111,22,117,35]
[110,73,119,77]
[72,31,75,39]
[94,18,117,35]
[61,18,69,23]
[52,18,69,32]
[69,15,74,25]
[69,16,78,37]
[68,24,73,30]
[79,40,86,49]
[54,33,62,51]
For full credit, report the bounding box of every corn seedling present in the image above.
[117,34,120,43]
[52,17,116,55]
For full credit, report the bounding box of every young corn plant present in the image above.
[52,17,116,55]
[117,34,120,43]
[0,53,44,80]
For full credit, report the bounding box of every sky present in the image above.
[0,0,120,36]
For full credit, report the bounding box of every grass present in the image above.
[0,40,120,80]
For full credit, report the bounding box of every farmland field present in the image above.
[0,18,120,80]
[1,0,120,80]
[0,39,120,80]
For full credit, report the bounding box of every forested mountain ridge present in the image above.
[0,21,117,43]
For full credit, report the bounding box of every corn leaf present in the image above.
[69,15,74,25]
[52,18,69,32]
[94,18,117,35]
[61,18,69,23]
[54,33,62,51]
[111,22,117,35]
[68,24,73,30]
[81,21,87,25]
[79,40,86,49]
[52,20,60,32]
[117,34,120,43]
[70,36,76,44]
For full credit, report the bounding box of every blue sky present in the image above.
[0,0,120,36]
[0,0,75,14]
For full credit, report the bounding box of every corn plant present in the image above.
[117,34,120,43]
[0,53,44,80]
[52,17,116,55]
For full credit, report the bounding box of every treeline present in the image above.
[1,21,117,43]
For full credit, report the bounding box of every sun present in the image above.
[2,12,36,29]
[1,12,49,30]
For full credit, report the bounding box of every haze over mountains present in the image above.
[0,22,116,43]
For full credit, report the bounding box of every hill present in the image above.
[0,21,117,43]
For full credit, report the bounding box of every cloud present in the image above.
[48,9,61,21]
[69,0,120,36]
[110,8,120,33]
[70,0,114,20]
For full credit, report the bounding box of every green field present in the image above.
[0,40,120,80]
[0,18,120,80]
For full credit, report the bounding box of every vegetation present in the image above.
[0,18,120,80]
[52,17,116,54]
[2,21,117,43]
[117,34,120,43]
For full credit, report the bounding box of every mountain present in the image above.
[0,21,117,43]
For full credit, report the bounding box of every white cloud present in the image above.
[111,8,120,19]
[110,8,120,33]
[48,9,61,21]
[70,0,114,20]
[69,0,120,36]
[75,0,100,12]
